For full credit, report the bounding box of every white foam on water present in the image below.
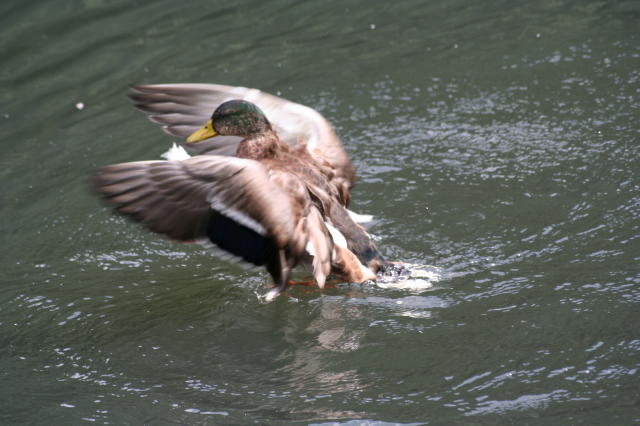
[376,263,441,292]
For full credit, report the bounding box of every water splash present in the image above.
[375,263,441,292]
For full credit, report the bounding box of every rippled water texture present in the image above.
[1,0,639,424]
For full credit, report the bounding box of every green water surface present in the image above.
[1,0,639,424]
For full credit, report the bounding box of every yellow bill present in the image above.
[187,119,217,143]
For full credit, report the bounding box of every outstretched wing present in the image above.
[92,155,295,265]
[129,83,356,187]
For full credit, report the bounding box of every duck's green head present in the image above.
[187,100,271,143]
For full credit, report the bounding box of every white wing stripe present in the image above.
[325,222,348,248]
[206,196,267,236]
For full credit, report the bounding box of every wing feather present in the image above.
[93,156,295,248]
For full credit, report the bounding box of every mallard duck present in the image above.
[93,84,388,300]
[129,83,357,206]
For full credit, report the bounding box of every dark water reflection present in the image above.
[1,0,639,424]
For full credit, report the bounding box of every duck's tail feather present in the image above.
[305,207,332,288]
